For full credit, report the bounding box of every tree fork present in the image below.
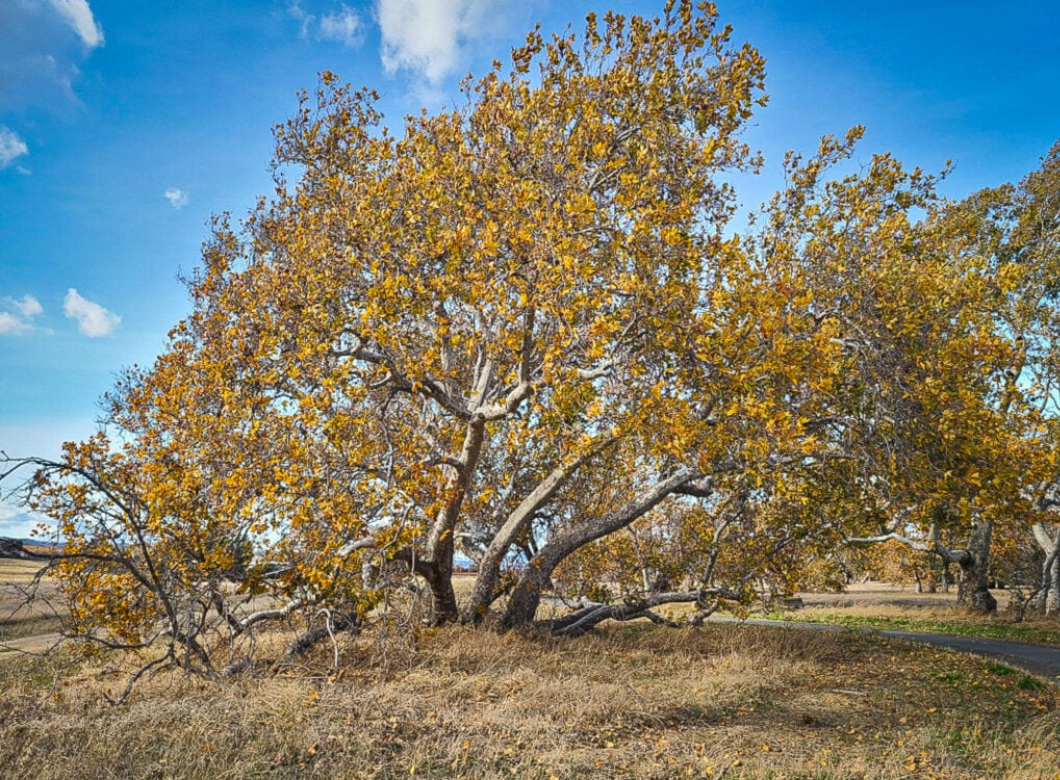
[500,469,702,629]
[955,520,996,613]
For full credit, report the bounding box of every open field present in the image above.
[798,581,1015,611]
[2,623,1059,780]
[773,583,1060,649]
[4,570,1060,778]
[0,558,63,654]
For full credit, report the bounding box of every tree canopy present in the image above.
[3,1,1059,688]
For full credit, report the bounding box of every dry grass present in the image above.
[2,622,1059,779]
[771,585,1060,647]
[797,581,1012,611]
[0,559,63,650]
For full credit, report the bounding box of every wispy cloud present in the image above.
[288,1,363,47]
[0,0,104,113]
[63,288,120,337]
[164,187,189,209]
[47,0,105,49]
[0,295,44,336]
[320,5,362,46]
[0,502,40,539]
[0,126,29,169]
[287,0,314,38]
[376,0,505,84]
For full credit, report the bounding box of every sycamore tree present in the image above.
[938,139,1060,613]
[5,1,1055,691]
[5,0,825,669]
[746,131,1050,613]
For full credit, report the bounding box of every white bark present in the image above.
[1032,522,1060,615]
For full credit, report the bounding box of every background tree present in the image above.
[749,131,1047,612]
[938,140,1060,613]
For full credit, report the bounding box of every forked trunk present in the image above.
[956,520,996,613]
[461,447,605,625]
[499,470,699,630]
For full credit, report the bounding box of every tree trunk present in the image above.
[499,469,699,630]
[502,553,561,629]
[1031,523,1059,615]
[464,564,498,624]
[956,520,996,613]
[426,552,460,624]
[461,452,594,624]
[1045,553,1060,615]
[421,418,486,625]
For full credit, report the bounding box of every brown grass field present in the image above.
[3,563,1060,779]
[0,558,63,654]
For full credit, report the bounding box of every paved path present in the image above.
[717,616,1060,681]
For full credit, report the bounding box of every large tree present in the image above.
[5,1,810,667]
[6,3,1057,691]
[748,132,1049,613]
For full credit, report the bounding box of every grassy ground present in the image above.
[4,572,1060,778]
[0,558,63,651]
[2,622,1060,780]
[761,604,1060,647]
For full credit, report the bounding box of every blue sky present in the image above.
[2,0,1059,536]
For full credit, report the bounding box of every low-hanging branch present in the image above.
[549,588,743,637]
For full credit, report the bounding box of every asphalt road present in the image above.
[724,616,1060,681]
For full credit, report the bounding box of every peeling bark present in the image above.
[956,520,996,613]
[1032,522,1060,615]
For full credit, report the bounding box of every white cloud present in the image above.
[164,187,189,209]
[14,294,43,318]
[289,2,362,47]
[63,288,120,337]
[0,502,43,539]
[287,0,314,39]
[0,312,31,336]
[376,0,502,83]
[0,499,59,540]
[0,502,23,526]
[0,294,43,335]
[320,5,362,46]
[0,0,103,113]
[47,0,105,49]
[0,126,29,169]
